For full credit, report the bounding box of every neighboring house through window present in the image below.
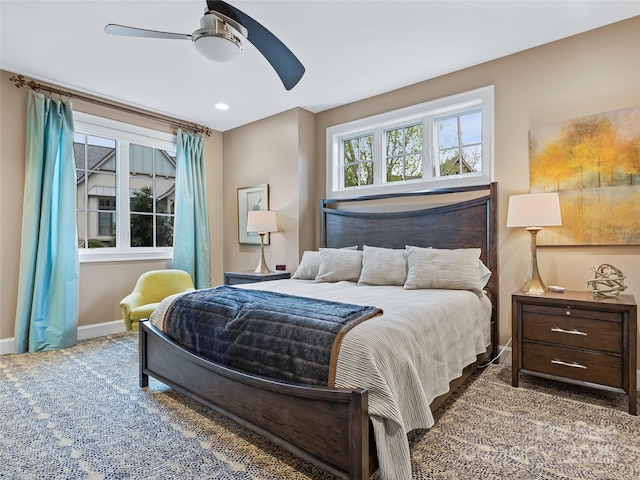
[326,86,493,198]
[74,112,177,262]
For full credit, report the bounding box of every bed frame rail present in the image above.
[140,321,369,479]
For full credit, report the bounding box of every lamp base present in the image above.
[254,233,271,274]
[519,277,547,296]
[519,227,547,296]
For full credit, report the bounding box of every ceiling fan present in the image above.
[104,0,305,90]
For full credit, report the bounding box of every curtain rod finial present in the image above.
[9,74,27,88]
[9,74,40,91]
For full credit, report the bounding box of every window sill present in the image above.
[79,249,173,264]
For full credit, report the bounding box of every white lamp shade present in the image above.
[507,192,562,228]
[246,210,277,233]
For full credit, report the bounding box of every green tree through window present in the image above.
[343,134,374,187]
[130,186,174,247]
[385,123,423,182]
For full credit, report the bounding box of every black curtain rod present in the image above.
[9,74,212,137]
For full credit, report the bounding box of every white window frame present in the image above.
[326,86,494,198]
[73,112,177,263]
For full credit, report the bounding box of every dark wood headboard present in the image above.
[320,182,499,353]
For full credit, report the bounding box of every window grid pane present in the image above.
[342,134,374,188]
[130,213,153,247]
[384,123,423,183]
[156,215,174,247]
[435,110,482,178]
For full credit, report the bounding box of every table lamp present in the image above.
[246,210,277,273]
[507,192,562,295]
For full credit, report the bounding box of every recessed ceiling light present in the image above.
[215,103,229,111]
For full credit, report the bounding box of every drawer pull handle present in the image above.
[565,310,571,316]
[550,327,587,336]
[551,359,587,369]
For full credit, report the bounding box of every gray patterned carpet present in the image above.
[0,332,638,479]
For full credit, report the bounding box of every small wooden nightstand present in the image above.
[224,271,291,286]
[512,290,637,415]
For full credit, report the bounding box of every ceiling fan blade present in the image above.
[104,24,191,41]
[206,1,305,90]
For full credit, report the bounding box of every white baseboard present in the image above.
[0,337,15,355]
[0,320,127,355]
[78,320,126,340]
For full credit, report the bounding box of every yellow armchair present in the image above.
[120,269,195,331]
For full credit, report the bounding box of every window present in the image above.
[74,112,177,262]
[326,86,493,198]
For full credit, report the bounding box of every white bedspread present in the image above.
[151,280,491,480]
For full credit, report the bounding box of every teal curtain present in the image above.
[172,130,211,289]
[15,91,79,353]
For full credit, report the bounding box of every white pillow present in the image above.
[478,260,492,288]
[405,245,492,289]
[291,246,359,280]
[357,245,407,286]
[291,251,321,280]
[403,246,483,293]
[315,248,363,283]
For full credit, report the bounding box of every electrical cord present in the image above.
[479,337,512,368]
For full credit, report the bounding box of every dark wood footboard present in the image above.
[140,321,370,479]
[140,320,492,479]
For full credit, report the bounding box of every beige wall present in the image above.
[314,17,640,352]
[0,70,27,340]
[222,107,316,274]
[0,70,224,342]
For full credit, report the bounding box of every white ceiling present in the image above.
[1,1,639,132]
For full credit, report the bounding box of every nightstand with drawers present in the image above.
[512,290,637,415]
[224,270,291,286]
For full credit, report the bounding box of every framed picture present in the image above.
[238,184,269,245]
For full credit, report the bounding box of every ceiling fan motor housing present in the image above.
[192,12,242,62]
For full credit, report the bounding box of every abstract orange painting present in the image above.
[529,106,640,245]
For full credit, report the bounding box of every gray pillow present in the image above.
[291,251,321,279]
[315,248,363,283]
[478,260,492,288]
[404,246,483,293]
[291,246,358,280]
[405,245,492,288]
[358,245,407,286]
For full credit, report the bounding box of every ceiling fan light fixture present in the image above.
[192,14,242,62]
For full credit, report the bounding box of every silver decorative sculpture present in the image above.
[585,264,627,297]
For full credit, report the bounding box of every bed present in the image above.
[140,182,499,480]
